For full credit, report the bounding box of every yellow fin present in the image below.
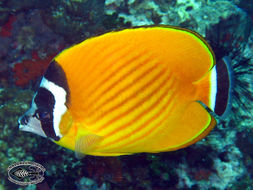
[172,101,217,150]
[75,133,102,159]
[166,101,217,151]
[147,101,217,152]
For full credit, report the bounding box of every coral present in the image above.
[0,9,65,87]
[16,26,36,51]
[238,0,253,18]
[236,131,253,159]
[41,0,106,43]
[13,52,56,87]
[11,10,66,54]
[146,153,180,189]
[0,8,9,26]
[230,174,253,190]
[194,169,212,181]
[84,157,123,185]
[76,177,107,190]
[105,0,252,43]
[0,88,36,189]
[0,15,16,37]
[210,150,245,189]
[4,0,51,12]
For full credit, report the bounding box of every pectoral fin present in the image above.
[75,134,102,159]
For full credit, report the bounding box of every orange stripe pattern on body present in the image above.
[54,26,217,156]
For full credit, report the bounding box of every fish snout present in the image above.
[18,112,48,138]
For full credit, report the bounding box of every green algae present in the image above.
[0,88,35,189]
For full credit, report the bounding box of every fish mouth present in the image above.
[19,123,33,133]
[18,116,28,131]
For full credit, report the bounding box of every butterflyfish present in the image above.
[18,26,231,157]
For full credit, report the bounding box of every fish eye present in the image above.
[35,110,50,120]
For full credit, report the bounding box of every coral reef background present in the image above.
[0,0,252,189]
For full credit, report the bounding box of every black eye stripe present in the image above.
[34,87,59,141]
[34,110,50,120]
[40,112,50,119]
[34,88,55,110]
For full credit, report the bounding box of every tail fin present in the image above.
[196,57,232,118]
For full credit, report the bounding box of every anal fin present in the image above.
[155,101,217,152]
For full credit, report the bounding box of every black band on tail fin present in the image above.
[214,57,232,116]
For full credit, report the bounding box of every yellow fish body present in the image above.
[19,26,230,157]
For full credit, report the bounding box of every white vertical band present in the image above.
[210,65,217,111]
[40,77,67,138]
